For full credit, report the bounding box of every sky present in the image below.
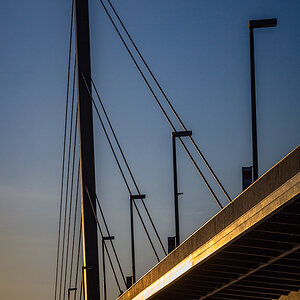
[0,0,300,299]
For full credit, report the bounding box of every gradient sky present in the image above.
[1,1,300,299]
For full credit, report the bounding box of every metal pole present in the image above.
[68,288,77,300]
[128,195,144,284]
[249,27,258,182]
[101,236,114,299]
[249,18,277,181]
[172,135,180,247]
[102,240,106,300]
[171,131,191,247]
[130,197,136,283]
[74,0,100,298]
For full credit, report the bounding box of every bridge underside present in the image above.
[118,146,300,300]
[156,196,300,300]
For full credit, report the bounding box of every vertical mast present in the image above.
[249,27,258,182]
[74,0,100,299]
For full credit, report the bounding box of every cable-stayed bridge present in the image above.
[53,1,300,299]
[119,146,300,300]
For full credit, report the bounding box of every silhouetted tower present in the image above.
[74,0,100,299]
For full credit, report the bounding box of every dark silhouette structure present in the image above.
[74,0,100,298]
[118,146,300,300]
[248,18,277,181]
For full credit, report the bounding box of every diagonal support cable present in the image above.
[104,0,231,203]
[86,188,123,294]
[59,60,77,300]
[82,73,161,261]
[63,61,77,300]
[96,0,228,207]
[90,74,222,210]
[73,207,82,300]
[54,1,75,299]
[91,77,167,256]
[95,193,127,285]
[68,161,80,290]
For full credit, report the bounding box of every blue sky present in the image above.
[0,0,299,299]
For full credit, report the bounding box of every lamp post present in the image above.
[67,288,77,300]
[129,194,146,284]
[248,18,277,181]
[102,236,115,300]
[171,130,192,247]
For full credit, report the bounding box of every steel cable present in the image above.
[79,279,83,300]
[86,188,123,294]
[82,74,160,261]
[73,212,82,300]
[62,62,77,300]
[68,160,80,289]
[95,193,126,285]
[91,78,167,255]
[54,0,74,298]
[96,0,226,207]
[60,61,76,300]
[105,0,231,203]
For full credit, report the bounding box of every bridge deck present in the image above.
[118,145,300,300]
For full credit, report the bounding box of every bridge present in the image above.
[51,1,300,300]
[118,146,300,300]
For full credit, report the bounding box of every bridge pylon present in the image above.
[74,0,100,299]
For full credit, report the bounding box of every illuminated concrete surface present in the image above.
[118,145,300,300]
[278,291,300,300]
